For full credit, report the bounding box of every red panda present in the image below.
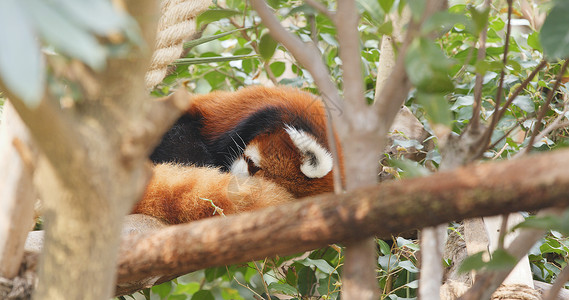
[133,86,344,224]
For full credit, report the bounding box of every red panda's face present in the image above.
[228,126,336,198]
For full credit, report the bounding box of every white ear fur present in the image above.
[230,157,249,176]
[244,144,261,167]
[284,125,333,178]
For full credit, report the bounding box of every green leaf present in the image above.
[516,209,569,235]
[356,0,384,23]
[173,282,200,295]
[527,31,542,51]
[205,266,227,282]
[151,281,172,299]
[540,1,569,59]
[469,6,490,35]
[288,4,317,16]
[259,33,278,60]
[405,280,419,289]
[377,21,393,36]
[377,239,392,256]
[512,95,535,113]
[450,96,474,111]
[422,11,472,34]
[295,258,337,274]
[379,0,395,14]
[416,92,452,127]
[317,276,339,298]
[268,282,297,295]
[378,254,398,270]
[23,0,107,70]
[297,267,317,296]
[458,251,486,273]
[191,290,214,300]
[405,38,454,93]
[267,0,280,9]
[197,9,240,26]
[407,1,426,22]
[49,0,128,36]
[184,27,253,49]
[398,260,419,273]
[174,54,258,65]
[285,267,298,287]
[270,61,286,77]
[0,0,44,107]
[487,249,517,271]
[194,78,212,94]
[387,158,431,178]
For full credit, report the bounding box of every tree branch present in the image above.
[114,148,569,294]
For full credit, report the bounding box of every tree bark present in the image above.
[0,1,199,299]
[114,148,569,294]
[0,102,37,280]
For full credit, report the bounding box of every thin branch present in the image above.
[524,59,569,155]
[477,0,515,156]
[514,95,569,158]
[494,60,548,123]
[250,0,344,193]
[471,0,492,130]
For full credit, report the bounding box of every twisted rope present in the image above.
[492,284,541,300]
[145,0,211,89]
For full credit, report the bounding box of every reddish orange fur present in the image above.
[134,164,294,224]
[134,86,344,224]
[188,86,344,197]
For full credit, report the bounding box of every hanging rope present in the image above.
[145,0,211,89]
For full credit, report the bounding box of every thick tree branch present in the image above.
[114,148,569,294]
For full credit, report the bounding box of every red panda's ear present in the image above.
[284,125,333,178]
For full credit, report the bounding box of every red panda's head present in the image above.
[228,123,342,198]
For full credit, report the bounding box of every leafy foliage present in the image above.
[0,0,135,107]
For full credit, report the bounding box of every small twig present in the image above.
[253,260,271,298]
[199,197,225,217]
[495,60,548,123]
[231,272,266,299]
[522,98,569,153]
[543,263,569,300]
[481,0,514,147]
[250,0,344,194]
[523,59,569,155]
[474,61,548,159]
[471,0,492,131]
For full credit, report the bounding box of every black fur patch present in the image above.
[150,114,214,166]
[150,105,328,172]
[209,107,283,170]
